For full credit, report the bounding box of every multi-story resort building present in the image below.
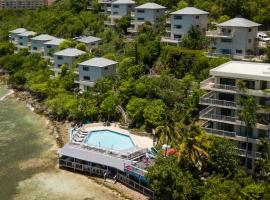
[199,61,270,170]
[161,6,208,45]
[9,28,27,44]
[52,48,86,76]
[43,38,65,58]
[206,17,261,59]
[127,3,166,34]
[58,125,155,198]
[0,0,54,9]
[105,0,136,26]
[17,31,37,49]
[75,36,102,51]
[30,34,57,53]
[75,57,117,91]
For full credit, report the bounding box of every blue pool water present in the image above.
[84,130,135,151]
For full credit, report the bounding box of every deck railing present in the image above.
[203,127,236,137]
[59,159,155,199]
[199,107,237,123]
[206,30,234,38]
[199,96,237,108]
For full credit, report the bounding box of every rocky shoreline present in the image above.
[1,85,149,200]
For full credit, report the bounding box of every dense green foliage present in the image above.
[1,0,270,199]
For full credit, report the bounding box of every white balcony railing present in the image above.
[203,127,236,137]
[199,107,237,123]
[206,30,234,38]
[199,96,236,108]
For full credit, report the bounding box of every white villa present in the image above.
[75,36,102,51]
[30,34,57,53]
[17,31,37,49]
[206,17,261,58]
[43,38,65,57]
[75,57,117,91]
[200,61,270,170]
[52,48,86,76]
[161,6,209,45]
[128,3,166,33]
[105,0,136,26]
[9,28,27,44]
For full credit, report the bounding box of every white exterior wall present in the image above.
[53,55,75,70]
[9,33,19,43]
[111,4,133,17]
[17,35,30,47]
[79,64,116,82]
[134,8,165,29]
[44,44,59,57]
[210,26,258,56]
[170,14,208,40]
[78,64,116,90]
[31,40,48,52]
[85,41,100,51]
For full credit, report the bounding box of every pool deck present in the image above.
[80,124,154,149]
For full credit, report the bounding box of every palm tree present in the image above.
[155,123,178,146]
[238,96,257,169]
[175,122,210,170]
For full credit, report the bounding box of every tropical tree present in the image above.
[238,95,258,169]
[176,123,210,170]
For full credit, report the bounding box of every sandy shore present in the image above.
[4,89,151,200]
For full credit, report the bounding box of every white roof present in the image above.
[44,38,65,46]
[9,28,27,34]
[79,57,118,67]
[54,48,86,57]
[135,3,166,9]
[18,31,37,37]
[31,34,57,41]
[210,61,270,81]
[76,36,102,44]
[112,0,135,4]
[171,7,208,15]
[218,17,261,28]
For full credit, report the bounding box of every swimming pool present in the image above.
[84,130,135,151]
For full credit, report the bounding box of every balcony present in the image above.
[166,27,171,33]
[160,37,180,44]
[199,91,237,109]
[127,27,137,34]
[206,30,234,38]
[203,126,236,138]
[199,106,237,124]
[201,77,238,93]
[104,20,116,26]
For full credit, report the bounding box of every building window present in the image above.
[221,38,232,43]
[83,66,89,71]
[236,49,243,54]
[19,36,23,39]
[137,9,144,13]
[195,15,199,19]
[83,76,90,80]
[19,42,23,45]
[47,45,51,48]
[113,5,119,8]
[137,17,144,21]
[174,34,181,39]
[128,5,132,8]
[244,80,255,89]
[113,12,119,15]
[174,15,182,20]
[57,64,62,68]
[57,56,63,60]
[249,28,252,32]
[248,39,252,43]
[196,25,200,28]
[174,25,182,29]
[33,47,37,50]
[104,67,108,70]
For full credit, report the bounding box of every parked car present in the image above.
[257,32,270,43]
